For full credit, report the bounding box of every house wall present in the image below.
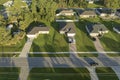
[38,31,49,34]
[100,13,107,17]
[60,31,65,34]
[99,31,109,34]
[27,35,36,38]
[80,15,96,18]
[67,33,76,37]
[90,33,99,37]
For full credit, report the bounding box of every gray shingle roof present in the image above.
[59,22,75,33]
[80,10,97,15]
[87,23,108,33]
[28,26,49,35]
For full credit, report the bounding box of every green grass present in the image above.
[0,0,9,5]
[75,19,96,51]
[99,20,120,51]
[107,53,120,57]
[30,21,69,52]
[0,67,20,80]
[96,67,119,80]
[0,36,26,52]
[28,53,70,57]
[28,68,90,80]
[78,53,98,57]
[0,54,19,57]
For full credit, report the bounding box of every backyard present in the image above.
[28,68,90,80]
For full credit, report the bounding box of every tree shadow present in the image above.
[50,21,59,32]
[31,42,41,52]
[85,46,96,51]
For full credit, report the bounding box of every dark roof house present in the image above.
[96,8,115,17]
[80,10,97,18]
[86,23,109,37]
[27,25,49,38]
[59,22,76,36]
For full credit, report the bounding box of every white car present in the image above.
[68,37,75,43]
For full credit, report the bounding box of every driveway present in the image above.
[93,37,105,52]
[19,38,34,57]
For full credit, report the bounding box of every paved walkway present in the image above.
[86,67,99,80]
[19,38,33,57]
[18,38,34,80]
[18,66,31,80]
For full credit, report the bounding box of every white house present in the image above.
[27,25,49,39]
[56,9,75,16]
[95,8,115,17]
[80,10,97,18]
[86,23,109,37]
[59,22,76,37]
[3,1,13,7]
[86,0,99,4]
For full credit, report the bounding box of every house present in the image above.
[86,23,108,37]
[3,1,13,7]
[86,0,99,4]
[86,0,94,4]
[6,24,13,30]
[116,9,120,17]
[27,25,49,39]
[22,0,32,6]
[58,22,76,37]
[56,9,75,16]
[113,26,120,34]
[80,10,97,18]
[96,8,115,17]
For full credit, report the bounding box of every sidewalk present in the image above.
[19,38,33,57]
[86,67,99,80]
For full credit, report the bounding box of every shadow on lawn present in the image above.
[50,21,59,32]
[32,42,41,52]
[100,36,120,51]
[85,46,96,51]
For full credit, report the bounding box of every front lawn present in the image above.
[30,22,69,52]
[75,19,96,51]
[28,53,70,57]
[107,53,120,57]
[100,20,120,51]
[28,68,90,80]
[0,67,20,80]
[78,53,98,57]
[96,67,119,80]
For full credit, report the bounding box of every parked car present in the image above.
[68,37,73,43]
[89,62,98,66]
[68,37,75,43]
[92,37,96,41]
